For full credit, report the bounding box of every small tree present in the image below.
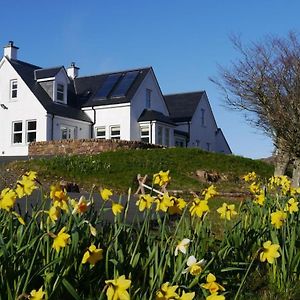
[211,32,300,186]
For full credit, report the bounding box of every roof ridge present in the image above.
[77,66,152,79]
[164,90,205,96]
[10,59,41,69]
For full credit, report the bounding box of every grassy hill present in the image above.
[5,148,274,194]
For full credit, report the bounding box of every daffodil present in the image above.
[189,198,209,218]
[153,170,170,187]
[155,193,174,212]
[156,282,179,300]
[284,198,299,214]
[182,255,206,276]
[216,203,237,220]
[100,188,113,201]
[201,273,225,294]
[175,238,191,256]
[29,286,45,300]
[12,211,25,225]
[271,210,287,229]
[15,174,37,198]
[72,196,90,214]
[48,205,61,223]
[206,293,225,300]
[243,171,256,182]
[82,244,103,266]
[260,240,280,264]
[249,182,260,194]
[202,185,218,201]
[168,197,187,215]
[112,202,124,215]
[52,227,71,252]
[254,189,265,206]
[105,275,131,300]
[179,291,195,300]
[0,188,17,211]
[50,184,68,211]
[269,175,291,194]
[136,194,154,211]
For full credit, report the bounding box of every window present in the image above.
[10,80,18,99]
[201,109,205,126]
[146,89,152,109]
[26,120,37,143]
[56,84,64,102]
[165,128,170,146]
[110,125,120,139]
[140,125,150,143]
[175,139,185,147]
[157,126,163,145]
[12,121,22,144]
[61,125,76,139]
[95,126,106,139]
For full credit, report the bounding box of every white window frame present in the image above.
[12,121,23,144]
[26,120,37,143]
[60,125,76,140]
[95,126,106,139]
[140,125,150,143]
[56,83,65,103]
[10,79,18,99]
[110,125,120,139]
[146,89,152,109]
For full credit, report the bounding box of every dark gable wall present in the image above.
[39,81,54,100]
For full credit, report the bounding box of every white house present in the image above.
[0,41,231,156]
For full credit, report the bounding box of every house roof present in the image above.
[164,91,205,122]
[34,66,63,80]
[138,109,176,126]
[76,67,151,107]
[9,59,92,123]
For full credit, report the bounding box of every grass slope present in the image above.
[14,148,273,193]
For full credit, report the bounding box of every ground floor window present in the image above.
[140,125,150,143]
[110,125,120,139]
[157,126,163,145]
[61,125,76,140]
[12,121,23,144]
[26,120,37,143]
[175,138,185,147]
[164,128,170,146]
[95,126,106,139]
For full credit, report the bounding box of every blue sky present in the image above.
[1,0,299,158]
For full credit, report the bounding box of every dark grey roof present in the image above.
[138,109,175,126]
[34,66,63,80]
[76,67,151,107]
[9,59,91,123]
[164,91,205,122]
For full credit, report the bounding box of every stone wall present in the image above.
[29,139,162,157]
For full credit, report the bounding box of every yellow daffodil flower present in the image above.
[100,188,113,201]
[269,176,291,195]
[243,171,257,182]
[202,185,218,201]
[12,211,25,225]
[175,238,191,256]
[82,244,103,266]
[72,196,90,214]
[48,205,61,223]
[254,189,265,206]
[179,291,195,300]
[29,286,45,300]
[249,182,260,194]
[105,275,131,300]
[201,273,225,294]
[0,188,17,211]
[89,223,97,237]
[284,198,299,214]
[136,194,154,211]
[50,184,68,211]
[111,202,124,215]
[156,282,179,300]
[271,210,287,229]
[168,197,187,215]
[153,170,170,187]
[217,203,237,220]
[189,198,209,218]
[260,240,280,264]
[206,293,225,300]
[155,193,174,212]
[52,227,71,252]
[182,255,206,276]
[15,173,37,198]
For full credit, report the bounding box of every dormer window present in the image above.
[56,83,64,102]
[10,80,18,99]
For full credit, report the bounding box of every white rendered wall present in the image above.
[0,58,47,156]
[84,104,131,140]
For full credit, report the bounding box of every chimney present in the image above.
[4,41,19,60]
[67,62,80,79]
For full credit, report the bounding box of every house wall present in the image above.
[0,58,47,156]
[84,104,131,140]
[215,129,232,154]
[130,70,170,142]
